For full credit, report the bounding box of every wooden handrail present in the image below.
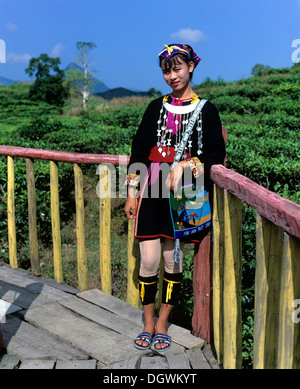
[211,164,300,239]
[210,164,300,369]
[0,145,129,165]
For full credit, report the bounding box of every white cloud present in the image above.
[7,52,32,63]
[5,22,18,32]
[51,43,66,57]
[170,28,207,43]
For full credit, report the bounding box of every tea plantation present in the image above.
[0,63,299,367]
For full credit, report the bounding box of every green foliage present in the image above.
[241,205,257,368]
[172,246,194,329]
[251,64,271,76]
[0,156,74,253]
[18,117,63,140]
[25,54,68,106]
[194,63,300,205]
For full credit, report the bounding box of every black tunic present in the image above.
[127,95,226,243]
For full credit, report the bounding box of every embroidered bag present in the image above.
[169,99,211,261]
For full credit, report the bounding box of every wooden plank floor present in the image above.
[0,263,219,370]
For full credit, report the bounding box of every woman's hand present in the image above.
[165,161,186,193]
[124,191,137,219]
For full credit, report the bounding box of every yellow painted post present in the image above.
[26,158,40,276]
[50,161,63,283]
[223,190,242,369]
[127,217,140,307]
[253,215,283,369]
[7,156,17,269]
[277,233,300,369]
[98,164,111,294]
[74,163,87,291]
[212,184,225,365]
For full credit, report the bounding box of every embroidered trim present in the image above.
[163,278,182,303]
[126,174,139,187]
[187,157,204,178]
[163,100,198,114]
[139,280,157,302]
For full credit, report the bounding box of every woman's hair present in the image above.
[159,44,195,81]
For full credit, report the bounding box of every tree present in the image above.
[25,54,68,106]
[251,64,271,77]
[67,41,97,110]
[147,87,162,97]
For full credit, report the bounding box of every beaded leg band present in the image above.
[161,272,183,305]
[138,275,158,305]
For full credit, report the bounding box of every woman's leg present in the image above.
[135,238,161,347]
[154,239,184,349]
[135,238,185,349]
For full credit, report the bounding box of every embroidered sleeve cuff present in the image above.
[187,157,204,178]
[126,174,140,187]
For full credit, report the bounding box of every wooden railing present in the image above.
[211,164,300,369]
[0,146,132,294]
[0,146,210,315]
[1,145,300,369]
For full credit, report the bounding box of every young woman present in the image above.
[124,44,226,351]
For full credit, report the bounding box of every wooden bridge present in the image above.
[0,263,214,370]
[0,145,299,369]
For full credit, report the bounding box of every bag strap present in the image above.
[171,98,207,170]
[171,98,207,263]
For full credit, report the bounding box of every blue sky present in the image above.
[0,0,299,94]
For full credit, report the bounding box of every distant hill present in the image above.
[64,63,110,94]
[1,64,149,98]
[0,75,16,86]
[65,63,150,100]
[94,87,149,100]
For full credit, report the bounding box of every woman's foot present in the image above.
[134,324,155,349]
[154,323,170,350]
[134,304,155,348]
[153,333,171,352]
[134,331,154,350]
[154,304,172,350]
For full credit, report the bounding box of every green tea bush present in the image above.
[0,155,74,257]
[18,117,63,140]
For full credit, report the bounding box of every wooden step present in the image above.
[22,301,143,366]
[1,315,88,361]
[77,289,205,350]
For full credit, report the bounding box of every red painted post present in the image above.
[192,231,213,342]
[191,126,227,343]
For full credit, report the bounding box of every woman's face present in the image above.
[161,56,194,95]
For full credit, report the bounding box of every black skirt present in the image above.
[134,164,205,244]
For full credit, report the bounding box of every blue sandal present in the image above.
[153,333,171,352]
[134,332,153,350]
